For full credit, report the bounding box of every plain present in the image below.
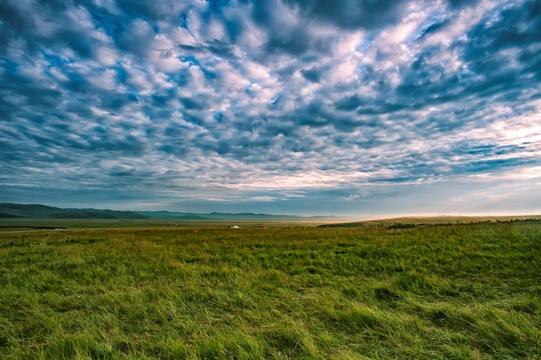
[1,220,540,359]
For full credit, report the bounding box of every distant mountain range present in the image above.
[0,203,332,221]
[0,203,146,220]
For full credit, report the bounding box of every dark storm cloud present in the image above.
[1,0,540,215]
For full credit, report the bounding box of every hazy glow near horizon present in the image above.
[1,0,540,216]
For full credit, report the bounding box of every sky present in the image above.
[1,0,540,217]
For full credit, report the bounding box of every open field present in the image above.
[318,215,541,228]
[0,219,332,232]
[2,214,541,232]
[1,221,540,359]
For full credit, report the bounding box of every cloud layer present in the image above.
[1,0,540,215]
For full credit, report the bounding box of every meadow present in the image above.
[0,220,540,359]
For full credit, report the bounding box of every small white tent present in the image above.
[231,225,240,229]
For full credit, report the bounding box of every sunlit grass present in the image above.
[1,222,540,359]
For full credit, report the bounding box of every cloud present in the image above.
[282,0,408,30]
[0,0,540,215]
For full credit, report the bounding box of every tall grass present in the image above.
[1,222,540,359]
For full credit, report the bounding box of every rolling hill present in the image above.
[0,203,146,220]
[0,203,333,221]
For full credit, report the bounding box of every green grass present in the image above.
[0,218,328,231]
[1,222,540,359]
[319,215,541,228]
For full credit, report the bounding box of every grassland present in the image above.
[318,215,541,228]
[1,221,540,359]
[2,215,540,232]
[0,218,329,232]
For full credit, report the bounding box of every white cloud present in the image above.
[250,196,278,202]
[87,69,118,90]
